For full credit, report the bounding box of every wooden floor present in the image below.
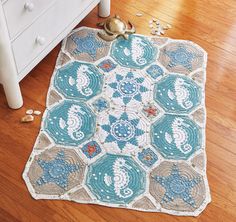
[1,0,236,221]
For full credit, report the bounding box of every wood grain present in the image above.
[0,0,236,221]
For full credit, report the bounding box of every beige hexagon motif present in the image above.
[158,41,205,75]
[132,196,156,210]
[34,132,52,150]
[68,187,93,202]
[191,107,205,125]
[191,153,205,172]
[192,70,205,84]
[47,89,63,107]
[27,147,86,196]
[151,37,169,47]
[149,161,207,212]
[55,51,71,67]
[64,28,111,62]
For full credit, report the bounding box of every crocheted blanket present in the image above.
[23,27,211,216]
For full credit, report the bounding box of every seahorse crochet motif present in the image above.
[113,158,133,198]
[171,117,192,154]
[68,65,93,96]
[174,78,193,109]
[59,105,85,141]
[123,37,147,65]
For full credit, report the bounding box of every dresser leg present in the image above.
[2,77,23,109]
[98,0,110,17]
[0,4,23,109]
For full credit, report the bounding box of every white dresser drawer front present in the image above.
[3,0,56,39]
[12,0,95,72]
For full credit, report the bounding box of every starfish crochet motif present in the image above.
[36,151,80,189]
[165,45,200,71]
[153,164,202,207]
[72,32,105,59]
[143,106,157,117]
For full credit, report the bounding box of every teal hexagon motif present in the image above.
[54,61,103,101]
[151,114,202,160]
[86,154,146,204]
[154,74,202,114]
[44,100,96,146]
[111,35,157,69]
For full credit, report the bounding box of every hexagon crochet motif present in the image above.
[23,27,210,216]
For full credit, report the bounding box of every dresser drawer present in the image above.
[3,0,56,39]
[12,0,95,72]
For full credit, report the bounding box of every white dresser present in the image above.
[0,0,110,109]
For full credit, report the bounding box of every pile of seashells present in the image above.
[135,12,172,36]
[21,109,41,123]
[149,18,172,36]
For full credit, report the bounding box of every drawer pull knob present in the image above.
[36,36,46,45]
[24,2,34,12]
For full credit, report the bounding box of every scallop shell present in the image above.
[26,109,33,115]
[33,110,41,115]
[136,12,143,17]
[21,115,34,123]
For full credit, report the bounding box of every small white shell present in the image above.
[166,24,172,29]
[149,20,153,24]
[21,115,34,123]
[160,30,165,35]
[149,24,154,28]
[152,18,157,22]
[151,30,156,35]
[26,109,33,115]
[33,110,41,115]
[136,12,143,17]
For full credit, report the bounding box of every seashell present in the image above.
[151,30,156,35]
[33,110,41,115]
[156,20,160,25]
[163,24,172,30]
[151,29,157,35]
[149,24,154,28]
[21,115,34,123]
[152,18,157,22]
[149,20,153,24]
[26,109,33,115]
[136,12,143,17]
[155,29,161,36]
[156,26,164,35]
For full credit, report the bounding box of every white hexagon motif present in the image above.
[97,108,149,154]
[103,68,152,108]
